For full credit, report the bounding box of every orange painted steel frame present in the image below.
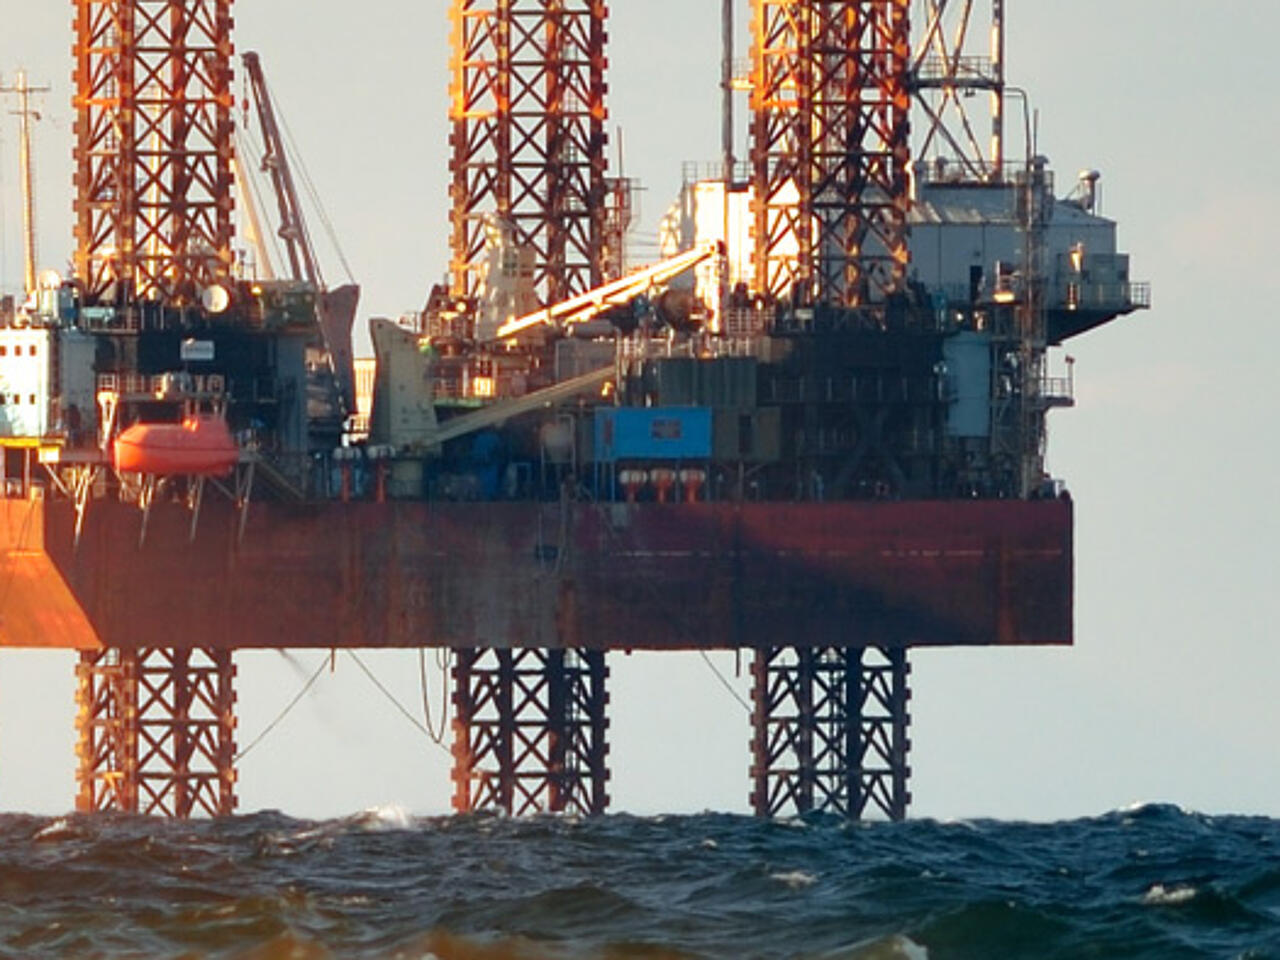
[0,497,1072,652]
[77,648,236,817]
[751,0,911,308]
[449,0,609,305]
[74,0,235,306]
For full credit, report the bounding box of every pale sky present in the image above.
[0,1,1274,821]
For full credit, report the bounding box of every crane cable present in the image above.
[347,650,451,755]
[232,127,287,275]
[418,647,451,745]
[234,654,329,762]
[699,650,752,714]
[269,77,357,287]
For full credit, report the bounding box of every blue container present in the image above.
[594,407,712,462]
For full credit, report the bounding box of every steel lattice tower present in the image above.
[76,649,237,817]
[449,0,609,306]
[71,0,239,818]
[73,0,235,306]
[447,0,614,816]
[751,0,911,310]
[452,648,610,816]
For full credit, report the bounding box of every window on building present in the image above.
[28,395,35,406]
[28,345,36,356]
[0,346,7,357]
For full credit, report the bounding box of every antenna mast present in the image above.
[2,70,50,297]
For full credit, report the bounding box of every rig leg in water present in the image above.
[76,648,237,817]
[750,646,911,820]
[451,648,610,816]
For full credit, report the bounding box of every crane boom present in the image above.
[494,242,720,340]
[241,51,359,418]
[242,51,320,287]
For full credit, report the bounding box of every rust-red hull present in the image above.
[0,497,1072,651]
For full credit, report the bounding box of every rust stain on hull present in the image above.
[0,497,1072,651]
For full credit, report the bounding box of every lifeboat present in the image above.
[113,414,239,476]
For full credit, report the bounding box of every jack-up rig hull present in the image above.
[0,497,1070,653]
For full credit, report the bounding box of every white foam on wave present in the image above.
[1142,883,1197,906]
[356,804,414,831]
[888,936,930,960]
[819,934,930,960]
[770,869,818,889]
[1116,799,1191,815]
[33,818,73,842]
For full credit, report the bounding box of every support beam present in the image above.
[750,645,911,819]
[452,647,609,815]
[75,648,237,817]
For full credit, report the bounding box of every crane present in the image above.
[493,242,721,340]
[240,51,359,420]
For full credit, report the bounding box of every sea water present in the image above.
[1,803,1278,958]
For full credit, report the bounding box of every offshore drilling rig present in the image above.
[0,0,1145,819]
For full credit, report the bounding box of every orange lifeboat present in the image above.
[113,414,239,476]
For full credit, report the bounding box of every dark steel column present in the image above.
[452,647,609,815]
[850,646,912,820]
[751,645,911,820]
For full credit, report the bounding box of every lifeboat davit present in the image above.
[113,415,239,476]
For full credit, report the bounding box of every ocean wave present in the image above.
[0,811,1278,958]
[770,869,819,890]
[1141,883,1198,906]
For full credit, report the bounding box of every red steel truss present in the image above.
[73,0,235,306]
[448,0,610,306]
[750,0,912,309]
[451,647,610,815]
[76,648,237,817]
[750,646,911,819]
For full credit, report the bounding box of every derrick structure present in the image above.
[73,0,235,306]
[747,0,914,820]
[750,0,912,310]
[448,0,611,306]
[70,0,239,816]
